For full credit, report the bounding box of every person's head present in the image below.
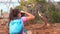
[9,8,21,21]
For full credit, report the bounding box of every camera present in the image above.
[21,13,25,17]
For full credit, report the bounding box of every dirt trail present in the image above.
[25,23,60,34]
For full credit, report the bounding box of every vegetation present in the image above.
[15,0,60,23]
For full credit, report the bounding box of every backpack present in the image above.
[9,19,23,34]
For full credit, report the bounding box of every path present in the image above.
[25,23,60,34]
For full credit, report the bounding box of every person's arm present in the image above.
[21,12,35,22]
[24,12,35,21]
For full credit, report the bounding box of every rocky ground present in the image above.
[25,23,60,34]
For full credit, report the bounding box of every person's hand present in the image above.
[21,10,25,13]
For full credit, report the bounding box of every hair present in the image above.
[9,8,21,22]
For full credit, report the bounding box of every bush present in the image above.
[48,11,60,23]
